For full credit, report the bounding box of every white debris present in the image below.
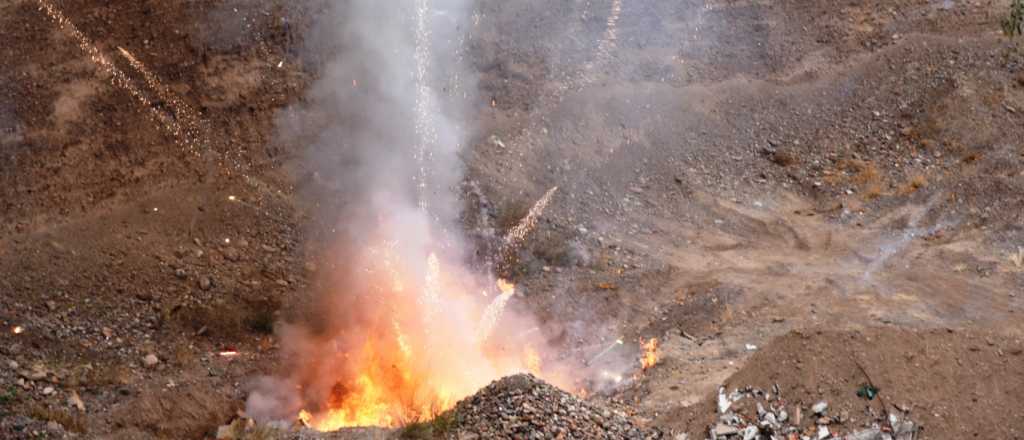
[717,386,731,414]
[817,425,830,439]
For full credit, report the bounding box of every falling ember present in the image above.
[219,349,240,357]
[497,186,559,271]
[640,338,659,371]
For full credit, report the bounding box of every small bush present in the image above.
[400,411,458,439]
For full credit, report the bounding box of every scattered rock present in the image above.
[68,390,85,411]
[703,384,918,440]
[174,268,187,279]
[142,354,160,368]
[199,276,213,291]
[45,420,64,433]
[713,423,738,437]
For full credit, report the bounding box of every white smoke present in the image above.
[244,0,580,427]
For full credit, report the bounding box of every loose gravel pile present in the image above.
[451,374,661,439]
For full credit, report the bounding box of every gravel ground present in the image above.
[450,374,661,440]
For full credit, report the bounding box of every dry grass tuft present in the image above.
[1010,247,1024,268]
[29,403,88,433]
[400,411,458,439]
[114,386,234,438]
[899,174,928,195]
[174,297,278,338]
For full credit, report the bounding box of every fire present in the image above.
[523,345,542,376]
[640,337,659,371]
[284,237,572,431]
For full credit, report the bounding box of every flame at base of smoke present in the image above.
[247,213,574,430]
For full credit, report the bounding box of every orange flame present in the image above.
[291,240,571,431]
[523,345,542,376]
[640,338,659,371]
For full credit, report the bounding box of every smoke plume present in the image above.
[246,0,576,429]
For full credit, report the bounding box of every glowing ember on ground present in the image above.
[219,350,240,357]
[640,338,659,371]
[12,326,24,335]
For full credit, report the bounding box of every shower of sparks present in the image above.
[117,46,206,146]
[412,0,437,211]
[496,186,558,271]
[35,0,200,154]
[475,279,516,343]
[393,319,413,359]
[421,252,442,313]
[598,0,622,57]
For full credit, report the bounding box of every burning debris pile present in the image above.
[451,374,661,439]
[707,386,919,440]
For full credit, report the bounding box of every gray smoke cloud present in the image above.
[244,0,580,428]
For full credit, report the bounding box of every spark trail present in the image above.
[413,0,437,211]
[476,279,516,343]
[117,46,206,145]
[35,0,199,154]
[496,186,559,272]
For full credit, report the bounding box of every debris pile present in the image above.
[708,385,919,440]
[453,374,661,439]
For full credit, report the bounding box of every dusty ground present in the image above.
[2,0,1023,438]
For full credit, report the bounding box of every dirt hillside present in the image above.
[2,0,1024,438]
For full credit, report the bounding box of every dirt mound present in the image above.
[451,374,660,439]
[660,328,1024,440]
